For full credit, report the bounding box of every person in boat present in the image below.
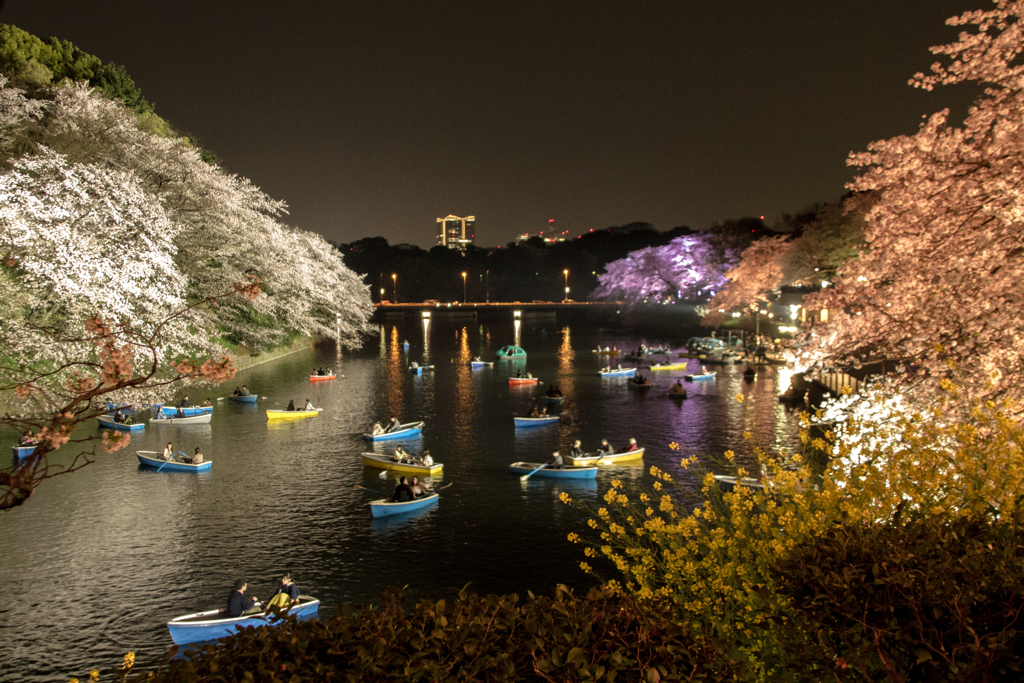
[529,405,540,418]
[421,450,434,467]
[227,580,261,618]
[233,387,242,396]
[516,369,523,378]
[179,395,192,408]
[392,476,415,502]
[410,361,419,370]
[599,439,615,455]
[526,372,534,379]
[266,573,300,610]
[410,476,429,498]
[670,380,686,395]
[186,447,204,465]
[113,408,126,423]
[570,440,586,460]
[162,442,175,461]
[539,406,549,416]
[371,422,385,436]
[545,385,558,397]
[387,416,401,432]
[393,445,409,462]
[625,438,639,452]
[303,399,314,411]
[286,399,297,411]
[19,430,36,446]
[240,386,251,396]
[554,385,563,397]
[201,398,212,408]
[547,450,564,470]
[317,367,326,376]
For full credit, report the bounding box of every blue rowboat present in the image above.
[369,492,439,518]
[137,450,212,472]
[514,415,560,428]
[470,361,493,368]
[362,421,424,441]
[508,462,598,479]
[159,406,212,417]
[496,345,527,359]
[166,596,319,645]
[409,365,434,374]
[684,371,717,381]
[598,368,636,377]
[12,445,36,460]
[97,414,146,432]
[228,394,257,403]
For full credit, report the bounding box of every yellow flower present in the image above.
[611,479,622,489]
[123,653,136,670]
[735,392,745,403]
[653,481,662,491]
[559,492,572,504]
[742,431,752,441]
[567,532,580,543]
[724,450,735,461]
[580,561,592,573]
[669,441,680,450]
[89,671,100,682]
[69,679,79,683]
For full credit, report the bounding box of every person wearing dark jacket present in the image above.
[392,476,415,502]
[227,580,260,617]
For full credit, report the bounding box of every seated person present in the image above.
[201,399,212,407]
[516,369,523,378]
[570,440,586,459]
[554,386,564,397]
[529,406,540,418]
[410,361,419,369]
[625,438,639,452]
[539,407,548,415]
[546,386,558,397]
[286,399,296,411]
[393,445,408,462]
[670,381,685,394]
[547,450,564,470]
[421,450,434,467]
[410,476,428,497]
[266,573,300,610]
[371,422,385,436]
[19,430,36,446]
[392,476,415,502]
[179,396,191,408]
[162,442,175,461]
[226,580,260,617]
[599,439,615,455]
[240,386,251,396]
[526,372,534,379]
[473,356,481,362]
[325,367,332,376]
[303,399,314,411]
[113,409,126,423]
[317,367,326,376]
[387,416,401,432]
[233,387,242,396]
[701,365,708,374]
[188,447,205,465]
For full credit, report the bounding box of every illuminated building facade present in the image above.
[436,215,475,251]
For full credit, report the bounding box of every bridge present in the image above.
[373,300,623,321]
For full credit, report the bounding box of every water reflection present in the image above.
[421,314,431,361]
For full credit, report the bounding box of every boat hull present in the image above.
[540,395,564,405]
[266,408,322,421]
[598,368,636,377]
[470,361,493,368]
[158,406,212,417]
[496,345,527,358]
[369,493,439,518]
[361,452,443,476]
[650,363,688,371]
[684,372,717,381]
[409,365,434,374]
[627,380,651,389]
[508,377,539,385]
[309,375,336,382]
[167,597,319,645]
[514,416,560,427]
[509,462,597,479]
[228,395,258,403]
[565,447,645,466]
[97,415,145,432]
[149,412,212,425]
[137,451,212,472]
[12,445,36,460]
[362,422,424,441]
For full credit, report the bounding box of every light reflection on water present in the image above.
[0,320,801,682]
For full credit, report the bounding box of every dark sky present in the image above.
[1,1,978,248]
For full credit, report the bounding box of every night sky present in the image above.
[1,1,978,248]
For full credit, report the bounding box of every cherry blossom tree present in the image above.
[702,236,791,327]
[590,234,738,305]
[800,0,1024,407]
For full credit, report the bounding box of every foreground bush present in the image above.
[127,585,741,682]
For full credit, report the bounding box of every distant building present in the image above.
[436,215,475,251]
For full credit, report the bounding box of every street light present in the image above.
[462,272,467,304]
[392,274,397,303]
[485,269,489,303]
[563,269,569,303]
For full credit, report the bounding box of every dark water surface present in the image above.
[0,320,801,681]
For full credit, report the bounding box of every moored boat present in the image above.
[684,371,717,381]
[137,450,212,472]
[513,415,560,428]
[227,394,258,404]
[166,596,320,644]
[97,414,146,432]
[508,462,597,479]
[266,408,322,421]
[362,421,424,441]
[496,345,527,359]
[149,412,213,425]
[564,447,645,466]
[369,492,439,518]
[360,452,443,476]
[309,374,337,382]
[598,367,636,377]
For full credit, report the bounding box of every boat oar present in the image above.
[354,484,388,495]
[520,463,547,481]
[156,450,179,472]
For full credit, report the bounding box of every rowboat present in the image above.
[227,394,257,404]
[402,341,410,350]
[97,415,146,432]
[684,371,717,381]
[598,367,636,377]
[369,492,439,518]
[309,374,337,382]
[12,445,36,460]
[508,462,598,479]
[362,421,424,441]
[470,361,494,368]
[650,362,688,371]
[648,349,671,355]
[541,395,565,405]
[627,378,651,389]
[714,474,765,493]
[669,389,688,399]
[149,412,212,425]
[509,377,539,385]
[166,596,320,645]
[514,415,560,428]
[137,450,212,472]
[360,452,443,476]
[591,348,620,356]
[158,405,212,417]
[564,447,645,466]
[409,365,434,374]
[496,345,527,359]
[266,408,322,421]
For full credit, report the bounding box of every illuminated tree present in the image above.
[590,234,737,305]
[801,0,1024,407]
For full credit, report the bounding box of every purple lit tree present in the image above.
[591,234,738,305]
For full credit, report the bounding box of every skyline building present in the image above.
[436,215,475,251]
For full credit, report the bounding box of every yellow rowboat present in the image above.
[360,452,443,476]
[266,408,323,421]
[564,447,645,467]
[650,362,688,371]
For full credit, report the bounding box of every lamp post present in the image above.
[462,272,467,304]
[392,274,397,303]
[486,269,489,304]
[563,269,569,303]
